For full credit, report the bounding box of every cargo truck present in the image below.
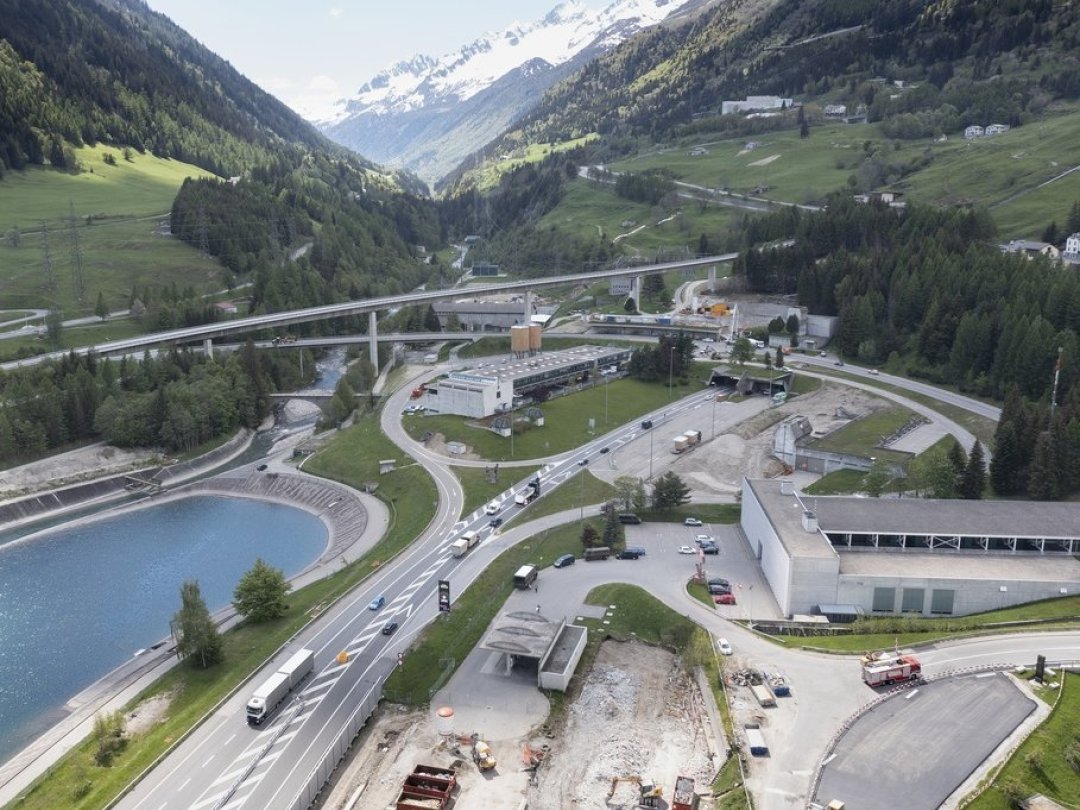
[672,435,690,454]
[672,775,696,810]
[862,654,921,687]
[683,430,702,447]
[514,485,537,506]
[246,647,315,725]
[450,530,480,557]
[513,564,538,589]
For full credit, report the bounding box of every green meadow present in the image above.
[0,145,222,315]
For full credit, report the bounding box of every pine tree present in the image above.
[990,422,1022,495]
[946,439,967,487]
[960,440,986,499]
[172,581,223,669]
[1028,431,1061,500]
[95,291,109,320]
[581,523,600,549]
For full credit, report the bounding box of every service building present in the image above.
[741,478,1080,618]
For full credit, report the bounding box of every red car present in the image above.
[713,593,737,605]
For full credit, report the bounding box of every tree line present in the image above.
[0,343,309,462]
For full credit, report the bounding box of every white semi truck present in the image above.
[450,530,480,557]
[246,647,315,725]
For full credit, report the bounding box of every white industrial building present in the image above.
[424,345,633,418]
[741,478,1080,618]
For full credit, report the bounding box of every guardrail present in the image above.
[286,658,394,810]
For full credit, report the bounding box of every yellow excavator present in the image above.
[607,775,663,807]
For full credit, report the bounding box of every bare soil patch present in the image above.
[319,641,717,810]
[0,444,162,501]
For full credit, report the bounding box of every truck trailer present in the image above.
[672,436,690,454]
[749,683,776,708]
[672,775,696,810]
[246,648,315,725]
[862,654,921,687]
[450,530,480,557]
[683,430,702,446]
[514,485,537,506]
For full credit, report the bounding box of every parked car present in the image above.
[368,595,386,611]
[381,621,399,636]
[678,545,696,555]
[695,534,715,546]
[683,517,703,527]
[708,582,731,594]
[489,517,503,528]
[708,576,730,587]
[701,543,719,555]
[717,638,734,655]
[714,593,737,606]
[553,553,575,568]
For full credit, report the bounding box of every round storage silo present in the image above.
[510,324,531,355]
[435,705,455,744]
[528,324,542,352]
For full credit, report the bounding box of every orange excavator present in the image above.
[607,775,662,807]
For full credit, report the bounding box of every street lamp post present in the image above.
[711,395,717,441]
[648,425,655,480]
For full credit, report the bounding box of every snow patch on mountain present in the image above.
[322,0,693,125]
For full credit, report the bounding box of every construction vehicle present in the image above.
[471,736,496,771]
[607,775,663,807]
[862,653,921,687]
[672,775,697,810]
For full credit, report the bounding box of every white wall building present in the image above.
[741,478,1080,618]
[721,96,794,115]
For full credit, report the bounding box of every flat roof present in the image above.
[480,611,561,660]
[464,346,632,387]
[816,497,1080,540]
[839,551,1080,583]
[744,478,838,559]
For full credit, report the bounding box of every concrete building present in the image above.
[479,611,587,692]
[740,478,1080,618]
[1003,240,1061,261]
[425,345,634,418]
[722,96,794,115]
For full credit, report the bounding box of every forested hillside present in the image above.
[736,197,1080,499]
[0,0,328,178]
[478,0,1079,169]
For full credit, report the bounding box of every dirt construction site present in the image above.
[319,642,718,810]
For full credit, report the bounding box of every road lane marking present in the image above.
[202,754,215,768]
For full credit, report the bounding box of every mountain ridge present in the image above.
[320,0,717,184]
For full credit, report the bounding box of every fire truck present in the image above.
[861,652,922,687]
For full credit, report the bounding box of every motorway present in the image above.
[0,253,737,371]
[118,344,1009,808]
[117,371,735,809]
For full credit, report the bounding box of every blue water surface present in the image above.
[0,496,327,763]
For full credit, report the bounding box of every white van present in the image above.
[484,501,500,516]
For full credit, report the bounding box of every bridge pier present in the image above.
[524,290,532,325]
[368,311,378,371]
[708,264,717,292]
[204,337,214,358]
[632,276,641,308]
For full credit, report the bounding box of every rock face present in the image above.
[320,0,708,185]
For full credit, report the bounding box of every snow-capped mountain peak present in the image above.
[323,0,692,124]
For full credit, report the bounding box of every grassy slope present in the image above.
[592,106,1080,241]
[0,145,220,315]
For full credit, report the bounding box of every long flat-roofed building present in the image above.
[424,345,633,418]
[741,478,1080,618]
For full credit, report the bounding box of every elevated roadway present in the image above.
[1,254,736,372]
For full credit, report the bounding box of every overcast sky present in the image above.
[146,1,605,121]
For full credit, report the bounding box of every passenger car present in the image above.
[869,368,879,375]
[714,593,737,606]
[695,534,714,546]
[484,501,500,515]
[381,621,399,635]
[553,553,575,568]
[368,595,386,611]
[489,517,503,528]
[701,543,719,555]
[678,545,696,555]
[717,638,733,655]
[683,517,703,527]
